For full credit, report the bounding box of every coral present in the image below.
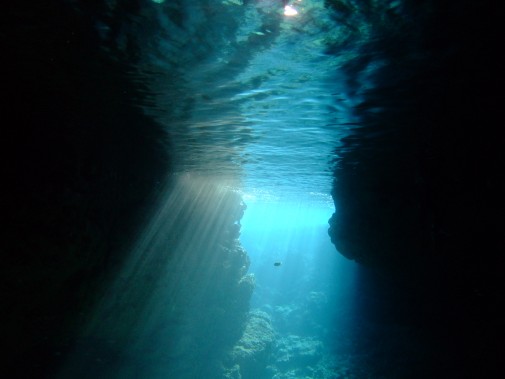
[227,310,275,379]
[274,335,323,370]
[222,364,242,379]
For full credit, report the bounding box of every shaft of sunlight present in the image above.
[58,173,246,378]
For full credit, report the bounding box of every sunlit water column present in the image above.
[239,197,359,376]
[236,1,358,302]
[235,2,360,375]
[232,0,355,202]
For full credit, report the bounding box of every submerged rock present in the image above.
[269,355,356,379]
[227,310,275,379]
[222,364,242,379]
[274,335,323,370]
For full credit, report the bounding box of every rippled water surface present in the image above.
[106,0,381,205]
[7,1,501,377]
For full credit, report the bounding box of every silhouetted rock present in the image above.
[326,0,503,376]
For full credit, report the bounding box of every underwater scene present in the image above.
[3,0,503,378]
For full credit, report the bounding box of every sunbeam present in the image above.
[4,0,502,377]
[58,174,251,378]
[240,195,359,375]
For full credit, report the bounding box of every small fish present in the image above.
[274,262,282,267]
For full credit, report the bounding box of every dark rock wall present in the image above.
[2,2,252,378]
[3,1,168,373]
[326,0,504,374]
[328,0,504,270]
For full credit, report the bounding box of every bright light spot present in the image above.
[284,5,298,16]
[239,197,357,322]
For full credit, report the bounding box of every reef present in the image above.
[225,308,333,379]
[225,310,275,378]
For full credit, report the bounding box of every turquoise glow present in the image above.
[240,197,358,363]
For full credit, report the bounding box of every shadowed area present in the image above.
[326,0,504,376]
[2,0,503,378]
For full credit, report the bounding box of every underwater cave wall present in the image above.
[3,1,170,374]
[327,0,504,287]
[2,1,253,377]
[326,0,503,373]
[58,176,253,379]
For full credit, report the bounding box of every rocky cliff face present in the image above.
[327,1,503,375]
[328,0,503,289]
[2,2,253,377]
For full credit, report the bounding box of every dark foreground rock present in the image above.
[2,2,253,377]
[327,0,503,376]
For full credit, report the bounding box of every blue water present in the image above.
[129,0,364,202]
[140,6,367,373]
[8,0,499,377]
[240,200,359,377]
[108,2,368,376]
[77,1,405,377]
